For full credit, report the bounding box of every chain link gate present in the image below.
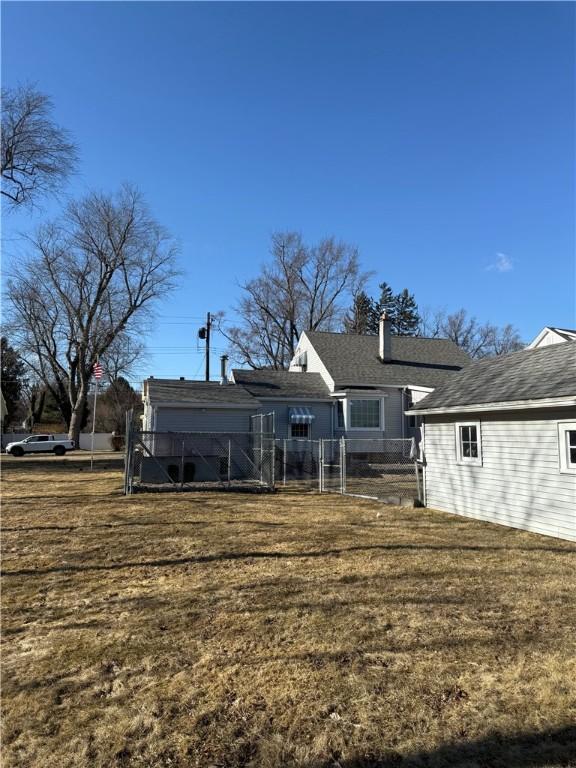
[273,436,421,504]
[340,438,420,503]
[276,438,321,491]
[319,438,344,493]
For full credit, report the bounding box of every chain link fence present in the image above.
[276,439,321,491]
[276,437,421,504]
[125,429,275,493]
[340,438,420,503]
[124,410,421,504]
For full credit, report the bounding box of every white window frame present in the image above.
[557,421,576,474]
[455,421,482,466]
[290,422,311,439]
[347,398,384,431]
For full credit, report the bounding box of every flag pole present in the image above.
[90,363,99,471]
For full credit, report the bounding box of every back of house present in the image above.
[142,313,470,444]
[410,338,576,541]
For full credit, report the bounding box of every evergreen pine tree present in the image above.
[394,288,420,335]
[343,291,378,334]
[374,282,396,321]
[344,281,421,336]
[1,337,27,426]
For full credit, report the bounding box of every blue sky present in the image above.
[2,1,574,382]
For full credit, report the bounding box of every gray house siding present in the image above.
[423,409,576,542]
[384,388,403,439]
[258,401,333,439]
[154,407,257,433]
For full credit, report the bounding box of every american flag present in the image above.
[93,361,103,380]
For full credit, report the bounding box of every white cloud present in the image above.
[486,252,514,273]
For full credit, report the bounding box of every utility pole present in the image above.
[198,312,212,381]
[205,311,211,381]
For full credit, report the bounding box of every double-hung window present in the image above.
[455,421,482,466]
[558,422,576,474]
[349,399,381,429]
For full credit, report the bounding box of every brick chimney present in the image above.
[379,312,392,362]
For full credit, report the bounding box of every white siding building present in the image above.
[410,341,576,542]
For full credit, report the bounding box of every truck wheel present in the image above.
[53,445,66,456]
[11,446,24,457]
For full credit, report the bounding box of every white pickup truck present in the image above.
[5,435,75,457]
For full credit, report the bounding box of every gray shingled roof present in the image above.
[232,369,331,398]
[304,331,470,388]
[146,379,258,406]
[410,342,576,412]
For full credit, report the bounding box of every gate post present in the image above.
[124,410,132,495]
[319,439,324,493]
[415,461,421,503]
[283,438,287,486]
[180,440,185,489]
[228,440,232,486]
[340,437,346,494]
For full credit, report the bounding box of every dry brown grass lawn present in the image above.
[1,455,575,768]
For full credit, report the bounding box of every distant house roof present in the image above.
[303,331,470,389]
[145,379,259,407]
[410,342,576,414]
[232,369,331,399]
[554,328,576,341]
[527,326,576,349]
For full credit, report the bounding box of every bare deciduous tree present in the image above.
[93,377,142,436]
[419,307,524,358]
[6,185,179,444]
[99,334,145,383]
[1,85,78,209]
[222,232,366,368]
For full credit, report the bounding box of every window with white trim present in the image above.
[290,422,310,439]
[558,422,576,474]
[455,421,482,466]
[349,399,381,429]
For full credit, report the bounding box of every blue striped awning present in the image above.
[288,406,315,424]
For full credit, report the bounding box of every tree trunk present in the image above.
[68,391,87,447]
[31,388,46,423]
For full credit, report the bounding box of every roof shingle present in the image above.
[410,342,576,412]
[146,379,258,406]
[304,331,470,388]
[232,369,331,398]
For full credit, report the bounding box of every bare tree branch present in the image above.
[418,306,524,358]
[1,85,78,210]
[221,232,367,368]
